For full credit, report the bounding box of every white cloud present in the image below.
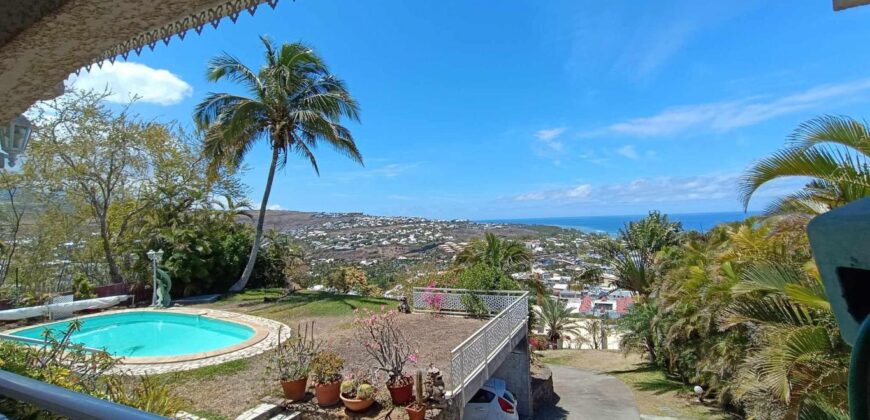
[69,62,192,106]
[534,127,566,153]
[514,184,593,202]
[267,204,285,210]
[591,78,870,137]
[616,145,639,160]
[335,163,419,182]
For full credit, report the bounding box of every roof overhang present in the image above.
[833,0,870,9]
[0,0,278,122]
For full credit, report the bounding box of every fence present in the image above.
[411,288,529,404]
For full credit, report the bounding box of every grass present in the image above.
[178,358,252,381]
[540,350,732,419]
[217,290,396,321]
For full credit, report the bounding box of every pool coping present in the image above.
[3,307,289,374]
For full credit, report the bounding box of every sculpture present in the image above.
[154,267,172,307]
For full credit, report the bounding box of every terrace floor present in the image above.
[162,290,485,419]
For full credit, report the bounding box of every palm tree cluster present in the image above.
[604,114,870,419]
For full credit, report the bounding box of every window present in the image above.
[469,389,495,404]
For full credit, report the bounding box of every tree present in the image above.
[26,90,170,284]
[456,232,532,274]
[533,297,583,349]
[195,36,362,292]
[325,266,368,294]
[739,115,870,215]
[595,211,682,296]
[0,172,25,289]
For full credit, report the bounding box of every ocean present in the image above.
[482,211,757,235]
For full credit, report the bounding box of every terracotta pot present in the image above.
[340,394,375,412]
[314,381,341,407]
[280,378,307,401]
[387,376,413,405]
[406,404,427,420]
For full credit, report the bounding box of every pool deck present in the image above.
[3,307,289,375]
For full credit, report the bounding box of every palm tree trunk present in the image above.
[229,147,280,292]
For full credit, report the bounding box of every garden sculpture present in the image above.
[155,267,172,307]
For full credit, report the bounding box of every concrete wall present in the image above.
[492,336,532,419]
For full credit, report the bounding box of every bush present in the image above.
[457,263,518,291]
[310,351,344,385]
[460,293,490,318]
[72,273,96,300]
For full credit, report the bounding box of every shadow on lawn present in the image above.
[246,291,393,316]
[604,364,687,395]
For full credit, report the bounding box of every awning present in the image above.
[0,0,278,122]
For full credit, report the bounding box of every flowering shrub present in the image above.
[353,307,417,386]
[421,281,444,312]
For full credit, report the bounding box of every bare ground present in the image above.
[164,302,484,419]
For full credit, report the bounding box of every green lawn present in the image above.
[215,289,396,319]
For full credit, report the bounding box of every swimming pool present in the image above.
[10,311,257,358]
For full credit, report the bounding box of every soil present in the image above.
[165,311,484,419]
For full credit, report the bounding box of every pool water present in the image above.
[11,312,255,357]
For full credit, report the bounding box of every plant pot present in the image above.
[387,376,413,405]
[406,404,427,420]
[340,394,375,412]
[280,378,307,401]
[314,381,341,407]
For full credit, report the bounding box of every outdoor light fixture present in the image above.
[0,115,33,169]
[146,249,164,306]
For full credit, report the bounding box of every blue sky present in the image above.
[67,0,870,219]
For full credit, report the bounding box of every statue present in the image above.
[154,267,172,307]
[398,296,411,314]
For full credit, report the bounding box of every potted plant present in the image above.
[339,377,376,412]
[309,351,345,407]
[353,308,417,404]
[268,323,319,401]
[405,371,427,420]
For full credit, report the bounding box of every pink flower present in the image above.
[408,353,418,364]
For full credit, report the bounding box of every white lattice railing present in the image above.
[411,288,529,402]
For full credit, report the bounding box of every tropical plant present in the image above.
[0,319,184,417]
[456,232,532,274]
[533,297,583,349]
[340,377,376,400]
[739,115,870,215]
[594,211,682,296]
[194,36,362,292]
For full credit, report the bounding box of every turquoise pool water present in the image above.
[11,312,255,357]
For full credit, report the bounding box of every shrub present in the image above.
[0,319,184,417]
[310,351,344,384]
[72,273,96,300]
[460,294,490,318]
[353,308,417,386]
[421,281,444,312]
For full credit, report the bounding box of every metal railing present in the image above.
[0,370,165,419]
[411,288,529,403]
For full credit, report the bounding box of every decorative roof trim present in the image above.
[80,0,278,73]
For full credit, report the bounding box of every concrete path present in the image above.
[535,364,640,420]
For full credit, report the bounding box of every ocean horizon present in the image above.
[482,211,758,235]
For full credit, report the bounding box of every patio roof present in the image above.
[0,0,278,123]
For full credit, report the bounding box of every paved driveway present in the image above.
[535,364,640,420]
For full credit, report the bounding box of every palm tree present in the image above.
[456,232,533,273]
[739,115,870,215]
[194,37,362,292]
[533,297,583,349]
[595,211,682,297]
[726,262,849,419]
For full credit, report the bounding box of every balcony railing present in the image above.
[411,288,529,405]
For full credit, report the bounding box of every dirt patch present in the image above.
[164,310,483,419]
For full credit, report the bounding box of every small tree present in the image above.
[353,308,417,387]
